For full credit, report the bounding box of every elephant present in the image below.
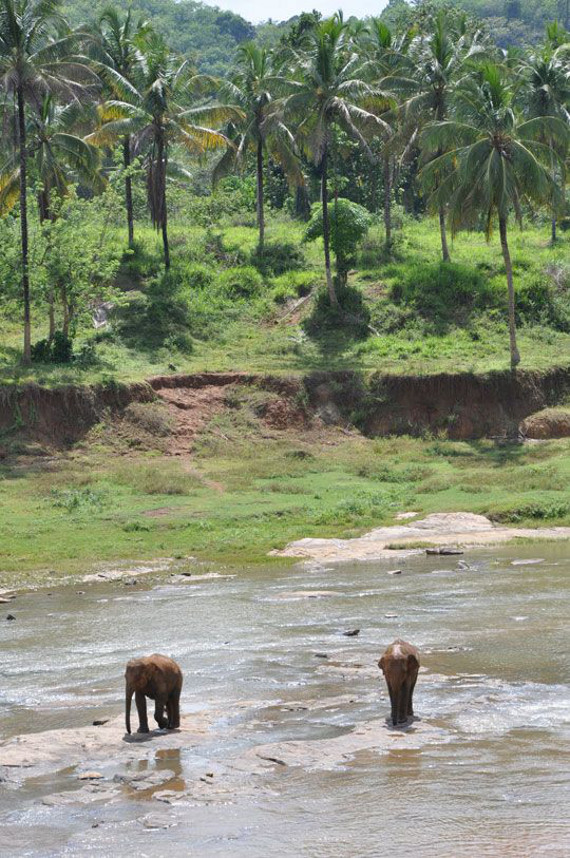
[125,653,183,734]
[378,639,420,726]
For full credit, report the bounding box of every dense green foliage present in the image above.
[0,0,569,377]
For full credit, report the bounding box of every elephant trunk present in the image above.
[125,682,133,734]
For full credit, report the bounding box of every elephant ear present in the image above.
[407,652,419,671]
[378,656,386,673]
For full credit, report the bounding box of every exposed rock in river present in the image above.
[274,512,570,563]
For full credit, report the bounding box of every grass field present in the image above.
[1,215,569,387]
[1,390,569,589]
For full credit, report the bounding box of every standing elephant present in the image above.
[125,654,183,734]
[378,639,420,726]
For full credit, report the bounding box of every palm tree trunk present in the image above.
[383,153,392,250]
[38,192,56,340]
[17,86,31,365]
[123,135,134,247]
[551,216,557,244]
[61,281,70,338]
[321,144,338,307]
[499,215,520,369]
[158,135,170,270]
[256,138,265,252]
[439,205,450,262]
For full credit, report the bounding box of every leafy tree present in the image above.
[284,13,390,306]
[422,63,568,368]
[304,197,372,286]
[0,0,95,363]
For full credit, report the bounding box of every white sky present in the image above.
[208,0,390,24]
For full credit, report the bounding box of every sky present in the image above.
[207,0,390,24]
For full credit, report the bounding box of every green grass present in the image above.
[1,215,569,387]
[1,411,569,588]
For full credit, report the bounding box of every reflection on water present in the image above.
[0,544,569,856]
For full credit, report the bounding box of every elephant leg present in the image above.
[387,682,398,726]
[167,690,181,729]
[135,691,149,733]
[154,698,168,729]
[397,683,409,724]
[408,673,418,718]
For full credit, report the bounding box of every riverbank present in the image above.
[1,372,569,589]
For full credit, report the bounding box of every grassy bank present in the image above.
[1,389,569,589]
[1,216,569,388]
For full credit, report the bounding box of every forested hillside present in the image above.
[60,0,570,78]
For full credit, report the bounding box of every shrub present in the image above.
[124,403,173,437]
[303,283,371,338]
[219,266,263,299]
[31,332,73,364]
[391,262,501,328]
[271,271,320,304]
[516,276,570,331]
[185,263,214,291]
[251,241,305,276]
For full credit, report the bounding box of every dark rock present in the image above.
[426,547,464,556]
[93,719,110,726]
[314,653,329,659]
[6,614,15,621]
[342,629,360,637]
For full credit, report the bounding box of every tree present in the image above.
[304,197,372,286]
[407,10,490,261]
[284,13,390,307]
[517,41,570,242]
[90,7,149,246]
[422,63,568,368]
[0,0,94,363]
[0,94,101,337]
[215,42,302,252]
[91,31,238,268]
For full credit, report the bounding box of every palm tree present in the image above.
[0,0,95,363]
[517,43,570,242]
[407,11,489,261]
[215,42,302,252]
[1,94,101,337]
[284,14,390,307]
[362,19,414,251]
[91,32,238,268]
[91,7,149,246]
[422,63,568,369]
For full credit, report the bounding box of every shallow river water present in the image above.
[1,544,569,857]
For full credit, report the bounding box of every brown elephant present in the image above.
[378,639,420,726]
[125,654,183,734]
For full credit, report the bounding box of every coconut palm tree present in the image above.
[422,63,568,369]
[90,7,149,246]
[361,19,414,251]
[406,10,490,261]
[215,42,302,252]
[517,43,570,242]
[90,31,239,269]
[284,13,391,307]
[0,0,95,363]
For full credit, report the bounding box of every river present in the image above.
[1,544,569,856]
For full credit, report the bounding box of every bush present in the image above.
[250,241,305,276]
[219,266,263,299]
[303,283,371,338]
[271,271,320,304]
[31,332,73,364]
[392,262,501,328]
[516,276,570,331]
[185,263,214,291]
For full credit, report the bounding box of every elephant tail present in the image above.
[125,683,133,734]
